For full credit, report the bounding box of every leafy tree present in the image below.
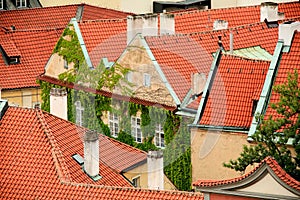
[224,70,300,180]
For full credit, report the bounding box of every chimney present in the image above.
[147,150,164,190]
[260,2,284,22]
[279,21,300,46]
[127,14,158,44]
[84,130,100,178]
[192,73,206,96]
[160,12,175,35]
[213,20,228,30]
[50,88,68,120]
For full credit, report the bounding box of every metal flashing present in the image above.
[71,18,93,69]
[140,34,181,106]
[193,49,222,125]
[248,41,284,138]
[0,99,8,120]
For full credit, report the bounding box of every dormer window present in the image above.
[0,0,5,10]
[16,0,27,8]
[9,57,20,64]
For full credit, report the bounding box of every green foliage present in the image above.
[116,130,135,147]
[134,136,158,152]
[224,70,300,180]
[164,118,192,191]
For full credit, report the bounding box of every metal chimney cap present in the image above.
[84,130,99,142]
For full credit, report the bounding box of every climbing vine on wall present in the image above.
[38,23,192,191]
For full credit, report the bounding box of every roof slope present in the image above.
[0,29,62,89]
[193,156,300,192]
[0,106,203,199]
[199,54,269,128]
[265,31,300,119]
[81,4,131,20]
[145,35,213,102]
[78,19,127,66]
[174,2,300,34]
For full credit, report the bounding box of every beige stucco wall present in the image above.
[116,37,175,107]
[124,162,177,190]
[45,53,73,78]
[190,128,257,182]
[1,87,41,108]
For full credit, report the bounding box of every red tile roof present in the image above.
[0,106,203,199]
[199,54,269,128]
[78,19,127,66]
[173,2,300,34]
[145,35,213,102]
[265,31,300,120]
[81,4,131,20]
[0,29,63,89]
[0,4,130,89]
[193,156,300,191]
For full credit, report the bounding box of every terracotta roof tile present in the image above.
[200,54,269,128]
[81,4,131,20]
[145,35,213,102]
[265,31,300,120]
[173,2,300,34]
[193,156,300,191]
[79,19,127,66]
[0,106,203,199]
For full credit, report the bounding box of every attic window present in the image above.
[143,73,151,87]
[16,0,27,7]
[9,57,20,64]
[0,0,5,9]
[72,154,84,165]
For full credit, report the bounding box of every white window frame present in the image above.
[143,73,151,87]
[125,71,133,83]
[0,0,4,9]
[16,0,26,7]
[131,116,142,143]
[75,101,84,126]
[132,175,141,188]
[155,124,165,148]
[109,112,119,137]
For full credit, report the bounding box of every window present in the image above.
[9,57,20,64]
[132,176,140,188]
[143,73,151,87]
[64,60,68,69]
[32,102,41,109]
[131,116,142,143]
[155,124,165,148]
[0,0,4,9]
[16,0,26,7]
[125,71,132,83]
[75,101,84,126]
[109,112,119,137]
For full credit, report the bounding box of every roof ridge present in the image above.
[0,4,79,13]
[35,108,72,183]
[64,181,203,196]
[193,156,300,190]
[79,18,127,23]
[3,27,65,33]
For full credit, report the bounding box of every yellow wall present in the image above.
[124,162,177,190]
[190,128,257,182]
[1,87,41,108]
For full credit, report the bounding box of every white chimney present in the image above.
[84,130,99,177]
[260,2,284,22]
[213,20,228,30]
[160,12,175,35]
[50,88,68,120]
[147,150,164,190]
[279,21,300,46]
[192,73,206,96]
[127,14,158,44]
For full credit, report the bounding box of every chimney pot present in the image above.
[84,130,99,178]
[50,88,68,120]
[147,150,164,189]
